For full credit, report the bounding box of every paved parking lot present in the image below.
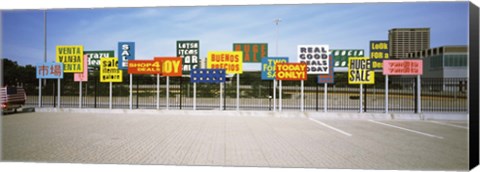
[2,111,469,170]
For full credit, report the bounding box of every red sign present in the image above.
[128,60,162,74]
[275,63,307,81]
[74,55,88,82]
[383,60,423,75]
[155,57,182,76]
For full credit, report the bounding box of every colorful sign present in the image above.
[370,41,389,69]
[74,55,88,82]
[118,42,135,70]
[56,45,84,73]
[100,58,123,82]
[190,69,226,83]
[233,43,268,63]
[275,63,307,81]
[207,51,243,74]
[177,40,199,72]
[332,49,364,68]
[36,62,64,79]
[348,57,375,84]
[317,55,335,84]
[261,57,288,80]
[155,57,182,76]
[383,60,423,75]
[85,50,114,68]
[298,45,329,74]
[128,60,162,74]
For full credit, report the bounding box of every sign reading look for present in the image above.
[275,63,307,81]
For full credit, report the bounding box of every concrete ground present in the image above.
[1,111,469,170]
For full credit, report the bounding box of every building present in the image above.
[388,28,430,59]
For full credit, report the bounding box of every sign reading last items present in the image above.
[207,51,243,74]
[275,63,307,81]
[100,58,123,82]
[56,45,84,73]
[155,57,182,76]
[348,57,375,84]
[298,45,329,74]
[177,40,199,72]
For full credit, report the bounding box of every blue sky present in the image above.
[1,2,469,70]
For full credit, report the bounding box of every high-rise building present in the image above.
[388,28,430,59]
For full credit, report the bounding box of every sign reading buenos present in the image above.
[298,45,329,74]
[348,57,375,84]
[207,51,243,74]
[233,43,268,63]
[56,45,84,73]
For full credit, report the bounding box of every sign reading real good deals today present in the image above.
[207,51,243,74]
[56,45,84,73]
[275,63,307,81]
[233,43,268,63]
[127,60,162,74]
[261,57,288,80]
[332,49,364,68]
[348,57,375,84]
[118,42,135,70]
[383,60,423,75]
[177,40,199,72]
[370,40,389,69]
[36,62,64,79]
[154,57,182,77]
[74,55,89,82]
[298,45,329,74]
[100,58,123,82]
[85,50,114,68]
[190,69,226,83]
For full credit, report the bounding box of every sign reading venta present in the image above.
[100,58,123,82]
[190,69,226,83]
[56,45,84,73]
[85,50,114,68]
[118,42,135,70]
[275,63,307,81]
[348,57,375,84]
[154,57,182,77]
[233,43,268,63]
[261,57,288,80]
[370,41,389,69]
[36,62,64,79]
[177,40,199,72]
[128,60,162,74]
[207,51,243,74]
[298,45,329,74]
[383,60,423,75]
[74,55,89,82]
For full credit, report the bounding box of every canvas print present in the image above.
[1,2,477,171]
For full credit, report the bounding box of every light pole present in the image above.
[274,18,281,56]
[273,18,281,112]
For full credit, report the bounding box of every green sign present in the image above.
[370,40,389,69]
[84,50,114,68]
[331,49,364,68]
[177,40,199,72]
[233,43,268,63]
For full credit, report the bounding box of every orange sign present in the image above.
[128,60,161,74]
[155,57,182,76]
[275,63,307,81]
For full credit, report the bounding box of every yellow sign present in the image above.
[207,51,243,74]
[348,57,375,84]
[56,45,84,73]
[100,58,123,82]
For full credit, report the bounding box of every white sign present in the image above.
[298,45,329,74]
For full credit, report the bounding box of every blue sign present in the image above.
[118,42,135,70]
[317,55,334,84]
[36,62,64,79]
[261,57,288,80]
[190,69,226,83]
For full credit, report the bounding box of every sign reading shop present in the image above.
[297,45,329,74]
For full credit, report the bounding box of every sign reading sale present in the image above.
[348,57,375,84]
[207,51,243,74]
[275,63,307,81]
[155,57,182,76]
[128,60,162,74]
[100,58,123,82]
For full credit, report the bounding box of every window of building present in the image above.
[430,55,443,68]
[444,55,467,67]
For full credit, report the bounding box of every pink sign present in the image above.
[383,60,423,75]
[74,55,88,82]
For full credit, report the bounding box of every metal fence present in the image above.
[23,71,468,113]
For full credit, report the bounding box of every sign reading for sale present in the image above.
[100,58,123,82]
[348,57,375,84]
[275,63,307,81]
[56,45,84,73]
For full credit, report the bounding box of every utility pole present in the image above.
[273,18,281,111]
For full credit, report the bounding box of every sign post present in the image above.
[74,55,88,108]
[275,63,307,112]
[193,82,196,110]
[190,69,226,111]
[385,75,389,113]
[317,54,335,112]
[100,58,123,109]
[279,80,282,111]
[157,74,160,110]
[155,57,182,110]
[261,57,288,111]
[38,79,41,107]
[130,74,132,109]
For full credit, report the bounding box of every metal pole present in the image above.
[57,78,60,109]
[385,75,389,113]
[79,81,82,108]
[324,83,327,112]
[193,82,196,110]
[360,84,363,113]
[279,80,282,112]
[301,80,304,112]
[38,79,41,107]
[273,79,276,111]
[316,84,319,111]
[417,75,421,114]
[156,74,160,110]
[136,77,139,109]
[129,74,132,110]
[166,76,170,110]
[236,74,240,111]
[109,82,112,109]
[220,83,223,110]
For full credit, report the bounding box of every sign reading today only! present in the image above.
[207,51,243,74]
[298,45,329,74]
[56,45,84,73]
[155,57,182,77]
[348,57,375,84]
[100,58,123,82]
[275,63,307,81]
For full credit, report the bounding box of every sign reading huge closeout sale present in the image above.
[56,45,84,73]
[118,42,135,70]
[207,51,243,74]
[298,45,329,74]
[155,57,182,77]
[383,60,423,75]
[348,57,375,84]
[85,50,114,68]
[233,43,268,63]
[261,57,288,80]
[275,63,307,81]
[100,58,123,82]
[128,60,162,74]
[370,41,389,69]
[36,62,64,79]
[177,40,199,72]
